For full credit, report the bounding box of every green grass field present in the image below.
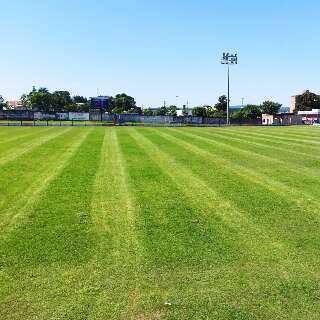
[1,126,320,319]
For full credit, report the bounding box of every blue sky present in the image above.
[1,0,320,108]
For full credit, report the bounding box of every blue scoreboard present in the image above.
[90,96,109,111]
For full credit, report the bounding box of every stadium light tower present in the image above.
[221,52,238,125]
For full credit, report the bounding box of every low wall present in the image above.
[0,110,269,126]
[117,114,204,124]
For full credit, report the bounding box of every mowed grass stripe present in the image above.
[155,128,316,204]
[178,127,319,173]
[143,128,320,260]
[212,127,320,158]
[227,126,320,140]
[92,128,140,261]
[0,128,107,320]
[0,127,48,143]
[225,126,320,147]
[118,128,246,265]
[0,129,58,168]
[127,128,290,263]
[0,128,104,268]
[0,127,53,151]
[0,127,36,138]
[117,128,260,319]
[88,129,146,319]
[128,128,320,319]
[0,127,71,166]
[230,126,320,140]
[257,127,320,140]
[0,128,92,233]
[170,128,320,198]
[227,127,320,148]
[189,127,320,165]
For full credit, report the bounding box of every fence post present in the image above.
[46,120,49,126]
[20,120,22,126]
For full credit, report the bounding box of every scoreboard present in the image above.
[90,96,109,111]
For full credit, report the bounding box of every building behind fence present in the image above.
[262,113,303,126]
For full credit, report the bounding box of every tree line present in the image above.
[20,88,90,112]
[141,96,282,119]
[190,96,282,119]
[1,88,282,119]
[0,87,140,114]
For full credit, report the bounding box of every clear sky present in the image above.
[1,0,320,108]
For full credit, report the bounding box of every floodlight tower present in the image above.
[175,95,179,108]
[221,52,238,125]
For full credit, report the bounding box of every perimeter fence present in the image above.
[0,110,263,127]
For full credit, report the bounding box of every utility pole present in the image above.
[221,52,238,125]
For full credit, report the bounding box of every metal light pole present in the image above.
[227,63,230,124]
[221,52,238,125]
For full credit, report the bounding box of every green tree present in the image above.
[71,96,90,112]
[21,94,27,108]
[51,91,72,112]
[143,108,154,116]
[167,105,177,116]
[261,101,282,115]
[192,106,207,117]
[38,87,49,93]
[64,104,78,112]
[294,90,320,112]
[78,103,90,112]
[24,87,53,112]
[0,95,6,110]
[214,95,227,113]
[241,104,262,119]
[73,96,88,104]
[154,106,168,116]
[125,107,142,114]
[109,93,137,113]
[210,110,226,118]
[205,105,225,118]
[231,109,245,119]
